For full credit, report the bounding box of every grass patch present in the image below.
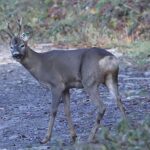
[120,40,150,65]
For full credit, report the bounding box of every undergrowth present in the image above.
[120,41,150,65]
[0,0,150,47]
[49,117,150,150]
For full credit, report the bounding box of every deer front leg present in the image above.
[63,90,77,143]
[41,86,63,144]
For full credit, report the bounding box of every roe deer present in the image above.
[0,20,126,144]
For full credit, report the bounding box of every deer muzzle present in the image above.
[12,51,23,59]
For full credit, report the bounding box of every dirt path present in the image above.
[0,45,149,150]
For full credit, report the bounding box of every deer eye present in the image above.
[10,46,13,51]
[20,44,25,48]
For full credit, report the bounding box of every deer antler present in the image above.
[0,29,13,39]
[0,18,24,40]
[0,20,15,40]
[17,17,22,36]
[7,22,15,37]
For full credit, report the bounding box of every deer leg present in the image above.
[63,90,77,142]
[105,74,127,120]
[84,84,106,143]
[41,86,63,144]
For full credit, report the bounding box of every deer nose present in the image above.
[12,51,22,59]
[12,51,19,55]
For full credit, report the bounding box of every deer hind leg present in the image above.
[63,90,77,143]
[84,83,106,142]
[105,74,127,120]
[41,86,63,144]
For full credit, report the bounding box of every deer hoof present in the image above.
[72,135,77,143]
[88,136,99,144]
[88,139,99,144]
[40,136,50,144]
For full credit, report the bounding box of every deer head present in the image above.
[0,19,33,61]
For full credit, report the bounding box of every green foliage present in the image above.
[44,0,53,5]
[96,0,110,9]
[48,117,150,150]
[126,41,150,65]
[0,0,149,46]
[98,118,150,150]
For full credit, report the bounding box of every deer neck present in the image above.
[21,46,41,75]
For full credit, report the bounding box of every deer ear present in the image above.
[20,32,29,42]
[20,25,33,42]
[24,25,33,38]
[0,29,12,42]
